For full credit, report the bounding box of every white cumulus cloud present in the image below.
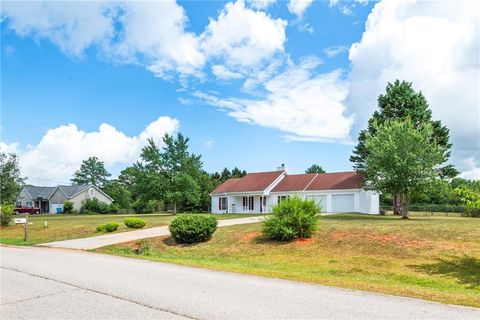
[347,0,480,177]
[194,57,353,142]
[201,1,287,69]
[287,0,314,18]
[5,117,179,185]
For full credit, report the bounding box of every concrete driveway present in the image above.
[40,216,264,250]
[1,246,479,320]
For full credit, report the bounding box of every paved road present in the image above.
[41,216,264,250]
[2,246,479,320]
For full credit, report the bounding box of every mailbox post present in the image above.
[14,215,28,241]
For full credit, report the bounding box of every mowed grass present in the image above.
[0,213,256,246]
[98,214,480,308]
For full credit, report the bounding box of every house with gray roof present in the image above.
[16,184,113,213]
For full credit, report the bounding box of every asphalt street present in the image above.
[2,245,479,320]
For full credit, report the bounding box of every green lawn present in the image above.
[0,213,256,246]
[98,214,480,308]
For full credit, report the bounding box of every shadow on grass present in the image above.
[321,214,393,221]
[412,256,480,288]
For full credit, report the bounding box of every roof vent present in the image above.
[276,163,286,171]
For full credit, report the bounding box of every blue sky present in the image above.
[1,0,479,185]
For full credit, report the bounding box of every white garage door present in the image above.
[305,195,326,212]
[331,194,355,213]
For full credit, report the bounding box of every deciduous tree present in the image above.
[305,164,326,174]
[0,152,24,205]
[364,119,445,218]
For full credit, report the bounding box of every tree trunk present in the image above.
[173,201,177,215]
[399,193,409,219]
[393,193,402,215]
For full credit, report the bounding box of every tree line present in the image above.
[2,80,479,218]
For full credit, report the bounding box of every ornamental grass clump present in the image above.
[262,196,320,241]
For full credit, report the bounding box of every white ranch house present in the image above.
[211,167,379,215]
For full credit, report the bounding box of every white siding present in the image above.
[212,189,379,215]
[70,187,113,211]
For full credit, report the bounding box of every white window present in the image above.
[26,201,33,207]
[15,202,21,207]
[242,196,254,211]
[277,195,289,204]
[218,197,227,211]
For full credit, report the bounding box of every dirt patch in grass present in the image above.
[293,237,316,246]
[242,232,260,240]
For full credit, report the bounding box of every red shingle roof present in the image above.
[211,171,363,194]
[270,173,317,192]
[211,171,284,194]
[305,172,363,190]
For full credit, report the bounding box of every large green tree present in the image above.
[364,119,445,218]
[71,156,111,188]
[133,134,204,214]
[351,80,456,214]
[161,134,203,214]
[0,152,24,205]
[305,164,326,174]
[103,179,132,209]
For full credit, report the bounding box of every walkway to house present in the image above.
[39,216,264,250]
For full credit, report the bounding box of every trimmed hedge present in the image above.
[380,203,466,213]
[96,222,119,232]
[124,218,146,229]
[169,215,217,244]
[262,196,320,241]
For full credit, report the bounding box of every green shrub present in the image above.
[381,203,466,213]
[124,217,146,229]
[262,196,320,241]
[63,200,74,214]
[82,198,111,214]
[0,204,14,226]
[109,203,120,214]
[169,214,217,244]
[132,199,160,214]
[463,208,480,217]
[96,221,119,232]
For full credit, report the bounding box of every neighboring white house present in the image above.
[16,184,113,213]
[210,167,379,215]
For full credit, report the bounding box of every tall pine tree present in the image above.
[350,80,457,214]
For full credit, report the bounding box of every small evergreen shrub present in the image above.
[262,196,320,241]
[96,221,119,232]
[0,204,14,226]
[82,198,112,214]
[124,217,146,229]
[169,214,217,244]
[63,200,74,214]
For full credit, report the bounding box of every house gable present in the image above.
[211,171,285,195]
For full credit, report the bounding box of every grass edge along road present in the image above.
[97,213,480,308]
[0,213,258,246]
